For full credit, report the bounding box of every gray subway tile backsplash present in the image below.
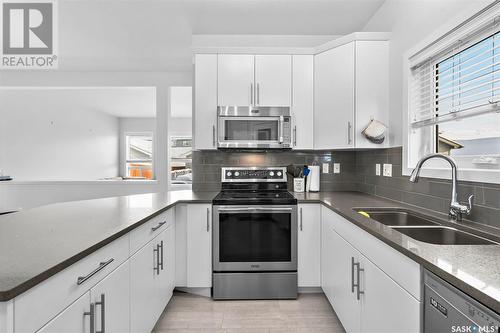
[192,147,500,229]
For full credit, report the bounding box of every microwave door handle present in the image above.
[279,116,284,143]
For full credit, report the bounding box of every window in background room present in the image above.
[170,136,192,185]
[125,133,154,179]
[169,86,193,188]
[409,18,500,177]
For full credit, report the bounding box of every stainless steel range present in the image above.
[212,167,298,300]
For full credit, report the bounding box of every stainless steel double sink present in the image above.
[353,208,498,246]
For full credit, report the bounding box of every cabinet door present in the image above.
[298,204,320,287]
[292,55,314,149]
[218,55,255,106]
[255,55,292,106]
[194,54,218,150]
[314,43,355,149]
[130,240,160,333]
[186,204,212,287]
[355,41,389,149]
[37,292,91,333]
[322,207,361,333]
[90,261,130,333]
[157,225,176,312]
[360,257,421,333]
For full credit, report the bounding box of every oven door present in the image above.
[218,116,286,149]
[213,205,297,272]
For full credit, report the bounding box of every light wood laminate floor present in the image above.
[153,292,346,333]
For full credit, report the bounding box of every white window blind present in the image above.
[410,26,500,129]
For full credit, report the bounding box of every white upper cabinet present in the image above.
[194,54,218,150]
[355,41,389,149]
[292,55,314,149]
[314,40,389,149]
[255,55,292,107]
[218,54,255,106]
[314,42,355,149]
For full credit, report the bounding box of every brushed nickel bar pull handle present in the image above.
[95,294,105,333]
[77,259,114,285]
[351,257,355,293]
[206,207,210,232]
[347,121,352,145]
[151,221,166,232]
[153,245,160,275]
[250,83,254,105]
[84,303,95,333]
[299,207,303,231]
[212,125,216,147]
[159,240,164,271]
[356,264,365,301]
[294,126,297,147]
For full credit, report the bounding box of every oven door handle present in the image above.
[216,207,293,212]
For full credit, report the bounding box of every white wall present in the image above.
[362,0,494,146]
[0,71,191,212]
[0,89,120,181]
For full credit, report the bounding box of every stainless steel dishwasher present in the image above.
[424,270,499,333]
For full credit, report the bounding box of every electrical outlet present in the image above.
[333,163,341,174]
[383,164,392,177]
[322,163,329,174]
[375,164,381,176]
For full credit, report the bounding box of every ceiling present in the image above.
[58,0,386,71]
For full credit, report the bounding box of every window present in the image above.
[170,136,192,185]
[408,8,500,182]
[125,134,154,179]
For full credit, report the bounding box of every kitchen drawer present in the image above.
[14,235,129,333]
[322,206,421,300]
[130,208,174,254]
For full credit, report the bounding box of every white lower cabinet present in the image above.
[297,204,321,287]
[37,293,92,333]
[322,219,361,333]
[321,207,421,333]
[90,261,130,333]
[360,256,421,333]
[186,204,212,288]
[130,226,175,333]
[37,261,130,333]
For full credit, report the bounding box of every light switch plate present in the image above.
[375,164,381,176]
[383,164,392,177]
[322,163,329,174]
[333,163,341,174]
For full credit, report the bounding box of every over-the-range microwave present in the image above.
[217,106,292,149]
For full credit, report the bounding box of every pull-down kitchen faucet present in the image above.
[409,153,474,221]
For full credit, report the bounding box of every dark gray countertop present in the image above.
[0,191,216,302]
[1,190,499,314]
[294,191,500,314]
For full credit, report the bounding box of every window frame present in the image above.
[403,2,500,185]
[124,131,155,180]
[169,135,192,190]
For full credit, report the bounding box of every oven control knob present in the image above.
[277,171,282,177]
[226,171,232,177]
[234,171,240,177]
[269,171,275,177]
